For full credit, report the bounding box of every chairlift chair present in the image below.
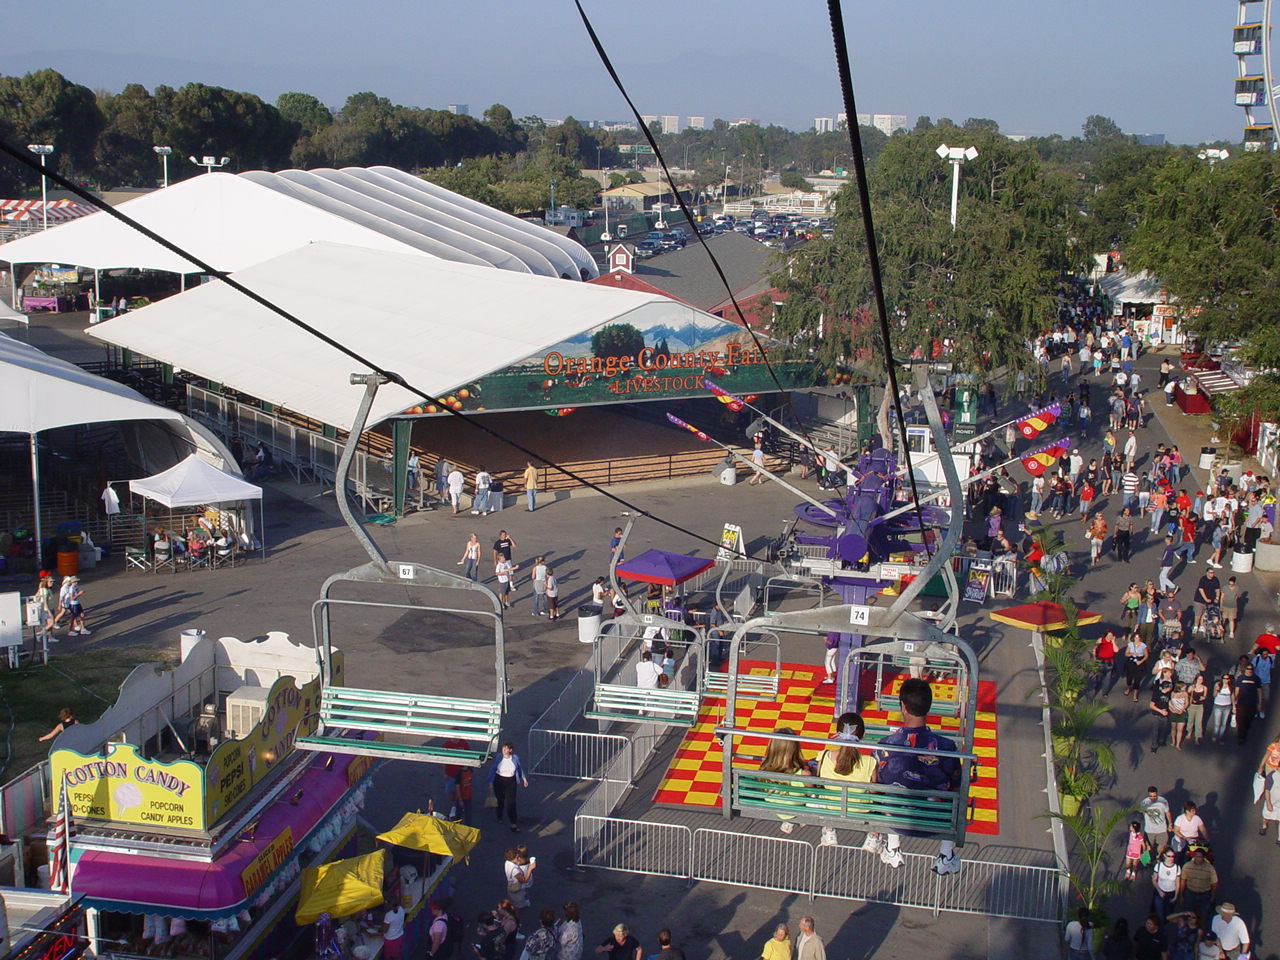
[293,374,506,767]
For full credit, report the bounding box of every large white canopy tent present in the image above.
[87,241,715,428]
[0,332,237,559]
[0,298,26,323]
[0,167,596,282]
[129,454,265,558]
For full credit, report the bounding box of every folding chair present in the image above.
[153,544,176,573]
[125,546,151,572]
[212,543,235,569]
[185,545,210,571]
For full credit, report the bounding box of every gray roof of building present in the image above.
[634,231,775,310]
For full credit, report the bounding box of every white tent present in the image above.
[0,168,596,281]
[129,454,265,559]
[1099,269,1168,306]
[0,297,26,324]
[88,241,714,428]
[0,332,239,558]
[128,454,262,508]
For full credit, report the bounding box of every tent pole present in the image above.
[260,498,266,561]
[93,269,100,322]
[30,432,42,571]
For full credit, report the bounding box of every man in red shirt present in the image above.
[1174,489,1192,515]
[1174,510,1197,564]
[441,738,473,821]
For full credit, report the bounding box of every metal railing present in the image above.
[990,556,1018,598]
[573,817,1064,922]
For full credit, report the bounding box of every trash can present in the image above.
[577,607,602,644]
[56,548,79,577]
[1231,549,1255,574]
[1198,447,1216,470]
[714,458,737,485]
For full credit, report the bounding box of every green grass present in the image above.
[0,646,154,778]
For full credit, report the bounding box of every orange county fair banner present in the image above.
[51,674,324,833]
[397,316,816,417]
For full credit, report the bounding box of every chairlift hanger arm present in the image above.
[695,425,839,518]
[879,450,1022,523]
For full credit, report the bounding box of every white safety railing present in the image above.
[990,557,1018,598]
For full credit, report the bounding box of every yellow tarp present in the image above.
[295,849,386,925]
[376,811,480,862]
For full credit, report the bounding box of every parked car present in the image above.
[635,239,662,258]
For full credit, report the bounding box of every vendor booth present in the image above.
[36,631,396,960]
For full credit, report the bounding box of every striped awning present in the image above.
[0,200,96,224]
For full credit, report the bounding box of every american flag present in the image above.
[48,778,74,894]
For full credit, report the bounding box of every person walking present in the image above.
[748,441,767,485]
[1150,850,1181,920]
[64,577,90,636]
[1125,633,1151,702]
[793,918,825,960]
[459,534,482,581]
[1179,846,1218,923]
[1234,663,1262,745]
[1168,682,1189,750]
[447,465,465,514]
[594,926,640,960]
[1221,576,1241,640]
[522,462,539,512]
[530,557,548,616]
[1210,674,1235,743]
[555,904,582,960]
[1138,785,1173,856]
[1064,908,1093,960]
[1149,681,1172,754]
[1210,904,1250,960]
[1158,536,1177,594]
[473,467,493,515]
[494,556,515,609]
[1114,507,1135,562]
[1252,645,1273,718]
[1091,631,1120,697]
[488,742,529,832]
[1186,672,1209,746]
[545,567,560,621]
[758,924,792,960]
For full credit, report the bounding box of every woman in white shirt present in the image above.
[488,742,529,831]
[495,558,515,609]
[545,567,560,621]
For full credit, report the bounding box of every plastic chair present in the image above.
[125,546,151,572]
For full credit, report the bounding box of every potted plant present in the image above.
[1047,802,1134,944]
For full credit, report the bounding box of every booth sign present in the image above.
[50,675,322,832]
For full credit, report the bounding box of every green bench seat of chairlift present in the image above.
[584,683,700,725]
[295,686,501,765]
[734,771,964,837]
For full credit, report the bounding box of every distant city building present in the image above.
[872,114,909,136]
[1135,133,1166,146]
[661,115,682,134]
[814,117,835,133]
[855,113,871,127]
[446,104,469,116]
[1004,133,1031,142]
[641,114,658,129]
[728,117,757,128]
[836,112,847,126]
[544,119,563,128]
[686,116,706,130]
[600,120,638,132]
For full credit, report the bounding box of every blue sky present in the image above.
[7,0,1242,144]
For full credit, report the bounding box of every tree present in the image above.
[770,128,1074,373]
[779,171,814,191]
[1082,114,1125,144]
[591,323,645,361]
[276,92,332,137]
[0,69,104,187]
[962,117,999,134]
[913,116,933,132]
[1124,151,1280,418]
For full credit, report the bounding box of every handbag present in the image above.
[506,879,523,894]
[484,794,498,809]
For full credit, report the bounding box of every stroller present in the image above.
[1201,602,1225,644]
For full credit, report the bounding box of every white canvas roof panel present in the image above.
[0,330,184,435]
[0,168,598,279]
[87,241,707,428]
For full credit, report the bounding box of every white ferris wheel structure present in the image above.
[1235,0,1280,149]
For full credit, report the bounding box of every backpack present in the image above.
[431,913,465,959]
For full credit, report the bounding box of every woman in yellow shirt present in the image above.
[759,727,808,834]
[759,923,792,960]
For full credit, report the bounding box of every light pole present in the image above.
[935,143,978,230]
[1197,147,1230,168]
[26,145,54,231]
[188,155,230,175]
[153,145,173,187]
[549,178,557,220]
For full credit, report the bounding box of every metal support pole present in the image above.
[29,433,42,570]
[391,419,411,517]
[948,159,960,230]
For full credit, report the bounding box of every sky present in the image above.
[5,0,1246,145]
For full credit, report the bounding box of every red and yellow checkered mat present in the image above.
[651,660,1000,835]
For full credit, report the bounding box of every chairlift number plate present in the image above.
[849,604,872,626]
[643,615,655,624]
[398,564,414,580]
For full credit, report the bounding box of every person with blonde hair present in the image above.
[759,727,808,834]
[758,924,791,960]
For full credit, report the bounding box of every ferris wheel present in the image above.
[1235,0,1280,150]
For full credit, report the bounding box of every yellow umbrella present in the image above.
[296,849,386,925]
[376,811,480,863]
